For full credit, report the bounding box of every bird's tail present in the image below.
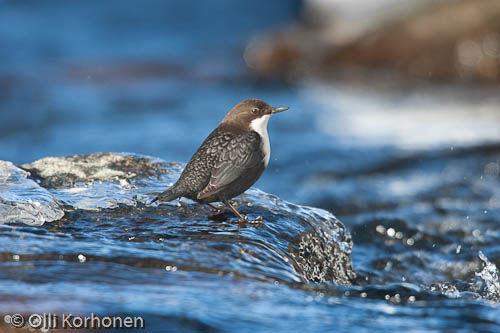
[151,186,183,204]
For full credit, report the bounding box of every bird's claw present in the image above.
[239,215,263,225]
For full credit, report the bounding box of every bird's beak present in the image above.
[271,106,290,114]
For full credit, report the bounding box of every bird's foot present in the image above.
[238,215,263,225]
[248,216,264,224]
[207,203,224,218]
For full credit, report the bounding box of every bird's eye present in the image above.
[251,108,259,114]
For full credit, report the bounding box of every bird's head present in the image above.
[221,99,289,132]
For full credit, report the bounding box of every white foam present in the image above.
[309,84,500,150]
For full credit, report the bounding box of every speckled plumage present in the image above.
[153,99,289,222]
[164,129,265,203]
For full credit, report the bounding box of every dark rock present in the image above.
[289,230,356,284]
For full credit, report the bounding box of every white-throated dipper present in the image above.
[151,99,289,223]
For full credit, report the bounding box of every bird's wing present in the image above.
[197,132,263,200]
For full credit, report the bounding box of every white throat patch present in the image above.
[250,114,271,166]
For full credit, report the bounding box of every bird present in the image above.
[151,99,289,223]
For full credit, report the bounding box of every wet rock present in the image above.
[21,153,182,210]
[8,153,356,285]
[246,0,500,83]
[0,161,64,225]
[289,230,355,284]
[21,152,175,188]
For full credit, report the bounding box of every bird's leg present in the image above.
[222,200,246,222]
[222,200,263,224]
[207,203,224,216]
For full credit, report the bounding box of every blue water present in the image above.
[2,1,500,332]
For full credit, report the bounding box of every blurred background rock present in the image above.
[246,0,500,84]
